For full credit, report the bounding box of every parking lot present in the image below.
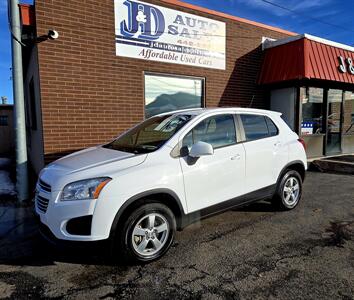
[0,171,354,299]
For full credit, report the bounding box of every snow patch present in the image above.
[0,170,16,196]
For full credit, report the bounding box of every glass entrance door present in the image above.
[326,89,343,155]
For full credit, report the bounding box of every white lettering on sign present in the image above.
[338,56,354,75]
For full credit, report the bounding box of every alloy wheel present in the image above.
[131,213,169,257]
[283,176,300,206]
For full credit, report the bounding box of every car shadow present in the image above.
[0,232,116,267]
[0,200,278,268]
[235,200,278,213]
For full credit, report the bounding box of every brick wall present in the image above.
[35,0,293,162]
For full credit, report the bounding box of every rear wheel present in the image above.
[114,203,176,263]
[272,170,302,210]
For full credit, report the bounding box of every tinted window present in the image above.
[240,114,269,141]
[182,114,236,149]
[266,117,278,136]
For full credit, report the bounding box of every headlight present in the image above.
[61,177,111,201]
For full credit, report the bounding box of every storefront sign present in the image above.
[301,122,314,135]
[114,0,226,70]
[338,56,354,75]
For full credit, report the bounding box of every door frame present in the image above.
[324,88,344,156]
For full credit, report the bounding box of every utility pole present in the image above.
[9,0,29,202]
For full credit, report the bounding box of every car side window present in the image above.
[240,114,270,141]
[265,117,279,136]
[182,114,237,150]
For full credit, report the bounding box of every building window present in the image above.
[344,91,354,135]
[300,87,324,135]
[0,116,8,126]
[144,73,204,118]
[29,78,37,130]
[327,89,343,133]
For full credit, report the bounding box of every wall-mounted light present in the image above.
[36,29,59,43]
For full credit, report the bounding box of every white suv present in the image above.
[36,108,307,262]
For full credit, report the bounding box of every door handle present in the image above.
[231,154,241,160]
[274,141,281,147]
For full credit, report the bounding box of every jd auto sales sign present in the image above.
[114,0,226,70]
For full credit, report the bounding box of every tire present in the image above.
[114,202,176,263]
[272,170,302,210]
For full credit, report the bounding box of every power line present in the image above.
[259,0,354,34]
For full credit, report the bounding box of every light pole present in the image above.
[9,0,29,202]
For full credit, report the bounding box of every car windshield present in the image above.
[104,114,193,154]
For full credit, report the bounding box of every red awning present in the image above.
[258,37,354,85]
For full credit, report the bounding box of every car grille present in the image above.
[36,179,51,214]
[38,179,51,193]
[36,194,50,213]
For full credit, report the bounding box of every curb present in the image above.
[310,159,354,175]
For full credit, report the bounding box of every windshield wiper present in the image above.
[104,144,136,153]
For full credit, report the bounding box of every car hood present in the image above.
[39,146,147,191]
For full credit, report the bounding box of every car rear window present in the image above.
[240,114,278,141]
[265,117,279,136]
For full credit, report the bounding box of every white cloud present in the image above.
[291,0,331,11]
[0,0,7,13]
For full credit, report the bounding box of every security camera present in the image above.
[47,30,59,40]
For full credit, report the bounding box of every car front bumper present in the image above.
[35,188,112,242]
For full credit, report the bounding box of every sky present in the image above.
[0,0,32,104]
[0,0,353,104]
[183,0,354,44]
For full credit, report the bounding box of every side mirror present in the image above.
[189,141,214,158]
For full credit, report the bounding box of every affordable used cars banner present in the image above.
[114,0,226,70]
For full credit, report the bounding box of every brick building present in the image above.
[20,0,354,174]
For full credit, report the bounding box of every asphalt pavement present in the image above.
[0,171,353,299]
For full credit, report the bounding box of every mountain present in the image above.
[146,92,201,118]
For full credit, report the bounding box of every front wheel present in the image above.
[272,170,302,210]
[115,203,176,263]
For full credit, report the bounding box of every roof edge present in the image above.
[264,33,354,53]
[161,0,297,36]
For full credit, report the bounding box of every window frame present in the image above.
[143,72,205,119]
[343,90,354,136]
[237,113,279,143]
